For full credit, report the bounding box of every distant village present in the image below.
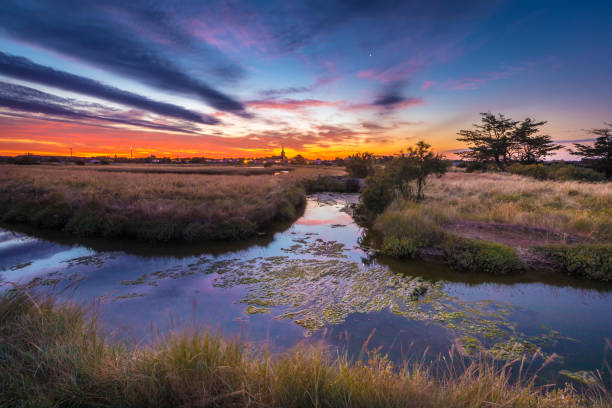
[0,147,396,166]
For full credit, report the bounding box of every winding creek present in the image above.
[1,193,611,386]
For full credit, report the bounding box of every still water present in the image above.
[1,194,611,385]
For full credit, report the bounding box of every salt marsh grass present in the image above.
[0,165,343,241]
[428,172,611,241]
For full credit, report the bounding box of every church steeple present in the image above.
[280,144,286,162]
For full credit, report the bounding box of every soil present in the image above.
[447,221,591,270]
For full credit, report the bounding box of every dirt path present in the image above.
[448,221,591,269]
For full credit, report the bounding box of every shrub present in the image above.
[302,175,345,193]
[375,204,447,258]
[442,236,523,274]
[345,152,374,178]
[550,164,605,182]
[507,163,549,180]
[359,173,394,217]
[536,244,612,280]
[507,163,605,182]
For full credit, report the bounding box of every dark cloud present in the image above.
[372,81,423,112]
[0,0,247,115]
[0,52,219,125]
[0,82,200,134]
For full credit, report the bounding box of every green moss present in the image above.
[536,244,612,281]
[442,236,523,275]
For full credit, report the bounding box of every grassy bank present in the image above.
[1,289,609,408]
[0,165,343,242]
[372,171,612,279]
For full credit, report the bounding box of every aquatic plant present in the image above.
[1,289,609,407]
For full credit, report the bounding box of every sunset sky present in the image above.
[0,0,610,159]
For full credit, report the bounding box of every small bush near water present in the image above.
[375,203,447,258]
[442,236,524,275]
[536,244,612,281]
[1,289,609,408]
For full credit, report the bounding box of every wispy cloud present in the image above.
[0,52,219,125]
[0,82,200,134]
[246,98,340,111]
[0,0,247,115]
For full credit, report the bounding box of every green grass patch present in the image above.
[536,244,612,281]
[442,235,524,275]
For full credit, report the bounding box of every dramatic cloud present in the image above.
[0,0,247,115]
[0,82,200,134]
[0,52,219,125]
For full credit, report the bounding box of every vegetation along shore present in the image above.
[353,119,611,281]
[0,165,344,242]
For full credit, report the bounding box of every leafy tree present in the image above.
[457,113,518,171]
[571,124,612,178]
[511,118,561,163]
[292,154,306,165]
[400,141,449,200]
[345,152,374,178]
[359,141,448,218]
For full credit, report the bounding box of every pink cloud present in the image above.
[246,99,340,111]
[421,80,436,89]
[357,60,423,83]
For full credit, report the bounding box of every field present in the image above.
[373,170,612,279]
[0,164,345,242]
[1,289,609,408]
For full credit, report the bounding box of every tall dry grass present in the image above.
[1,288,609,407]
[0,165,343,241]
[427,172,612,241]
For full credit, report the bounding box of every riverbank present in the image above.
[372,171,612,280]
[0,165,344,242]
[1,289,609,408]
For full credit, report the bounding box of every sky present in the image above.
[0,0,610,159]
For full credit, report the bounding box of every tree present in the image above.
[571,124,612,178]
[511,118,562,163]
[345,152,374,178]
[292,154,306,165]
[457,113,518,171]
[401,141,449,200]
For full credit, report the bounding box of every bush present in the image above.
[375,204,447,258]
[345,152,374,178]
[302,176,345,193]
[507,163,605,182]
[359,174,394,217]
[442,236,523,274]
[507,163,549,180]
[536,244,612,280]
